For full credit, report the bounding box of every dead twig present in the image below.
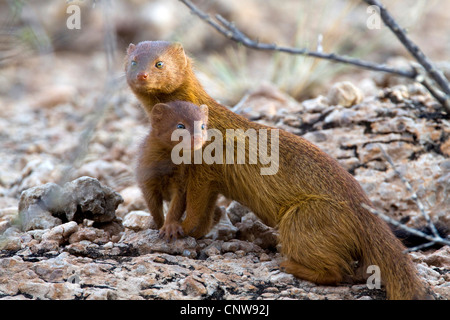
[363,0,450,101]
[180,0,415,78]
[179,0,450,113]
[362,203,450,252]
[361,144,450,251]
[378,144,440,239]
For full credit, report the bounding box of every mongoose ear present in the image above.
[151,103,171,124]
[199,104,208,119]
[171,42,187,68]
[171,42,184,51]
[127,43,136,55]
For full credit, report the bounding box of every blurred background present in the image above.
[1,0,449,104]
[0,0,449,198]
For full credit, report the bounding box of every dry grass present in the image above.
[195,0,439,104]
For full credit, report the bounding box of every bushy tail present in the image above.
[361,214,428,300]
[278,195,429,300]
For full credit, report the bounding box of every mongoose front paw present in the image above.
[159,222,185,241]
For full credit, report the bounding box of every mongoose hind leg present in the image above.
[278,196,359,286]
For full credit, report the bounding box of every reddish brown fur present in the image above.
[126,41,428,299]
[136,101,219,240]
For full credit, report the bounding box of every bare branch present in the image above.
[406,241,439,253]
[412,63,450,110]
[179,0,450,113]
[364,0,450,113]
[362,204,450,251]
[358,145,450,251]
[377,144,441,239]
[179,0,416,78]
[363,0,450,96]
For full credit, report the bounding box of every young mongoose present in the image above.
[136,100,216,240]
[125,41,427,299]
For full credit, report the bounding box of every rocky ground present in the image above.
[0,54,449,299]
[0,0,449,301]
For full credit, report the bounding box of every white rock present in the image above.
[122,210,153,231]
[327,81,364,107]
[42,221,78,244]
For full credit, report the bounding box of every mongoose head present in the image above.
[150,101,208,151]
[125,41,188,95]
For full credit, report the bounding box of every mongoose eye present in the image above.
[131,60,137,67]
[155,61,164,69]
[201,124,206,130]
[177,123,185,129]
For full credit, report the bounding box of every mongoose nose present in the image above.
[137,72,149,81]
[192,134,204,150]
